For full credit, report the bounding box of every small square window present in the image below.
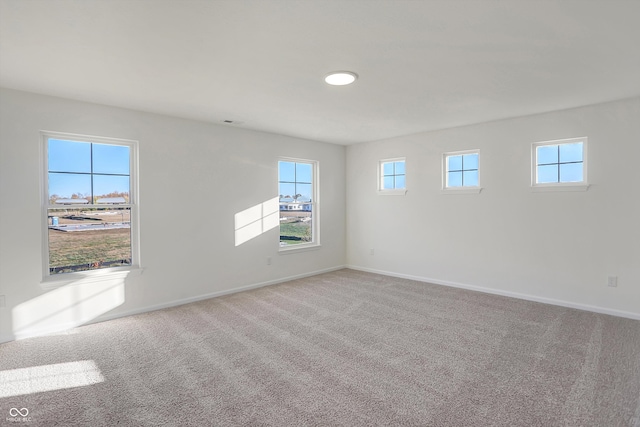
[379,158,406,194]
[443,150,481,193]
[532,137,588,191]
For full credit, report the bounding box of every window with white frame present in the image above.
[443,150,480,189]
[278,159,318,248]
[42,132,139,276]
[379,158,406,192]
[532,137,587,188]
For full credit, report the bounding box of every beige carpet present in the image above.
[1,269,639,426]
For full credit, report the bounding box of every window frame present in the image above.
[278,157,320,252]
[531,137,589,192]
[442,149,482,194]
[378,157,407,195]
[40,131,140,281]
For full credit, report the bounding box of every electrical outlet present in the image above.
[266,257,272,266]
[0,295,5,308]
[607,276,618,287]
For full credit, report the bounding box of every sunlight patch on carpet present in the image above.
[0,360,105,398]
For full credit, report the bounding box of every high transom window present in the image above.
[444,151,480,188]
[534,139,585,184]
[532,137,587,190]
[380,159,406,191]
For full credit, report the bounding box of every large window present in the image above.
[278,159,318,248]
[532,137,587,189]
[42,132,138,276]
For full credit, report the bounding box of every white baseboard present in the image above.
[347,265,640,321]
[0,333,15,344]
[8,321,85,342]
[2,265,346,343]
[94,264,347,325]
[4,263,636,344]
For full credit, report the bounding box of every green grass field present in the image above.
[280,220,312,245]
[49,228,131,273]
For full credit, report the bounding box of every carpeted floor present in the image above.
[1,269,639,426]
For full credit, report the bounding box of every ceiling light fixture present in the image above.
[324,71,358,86]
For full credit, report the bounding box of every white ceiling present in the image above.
[1,0,639,145]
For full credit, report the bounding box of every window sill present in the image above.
[378,189,407,196]
[531,183,590,192]
[441,187,482,195]
[41,265,142,290]
[279,243,321,255]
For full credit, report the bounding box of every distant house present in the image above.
[279,196,312,212]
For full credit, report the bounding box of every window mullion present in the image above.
[90,143,94,203]
[556,145,560,183]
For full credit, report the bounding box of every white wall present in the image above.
[346,97,640,318]
[0,88,346,342]
[2,89,637,343]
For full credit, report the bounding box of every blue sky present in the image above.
[48,139,130,199]
[447,153,479,187]
[382,160,406,189]
[278,161,312,199]
[537,142,583,183]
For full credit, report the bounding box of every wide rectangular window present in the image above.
[379,158,406,192]
[278,159,318,249]
[42,132,139,277]
[532,137,588,190]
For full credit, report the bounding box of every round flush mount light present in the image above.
[324,71,358,86]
